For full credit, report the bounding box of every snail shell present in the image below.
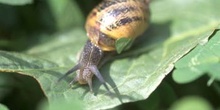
[86,0,150,51]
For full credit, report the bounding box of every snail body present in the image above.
[58,0,150,93]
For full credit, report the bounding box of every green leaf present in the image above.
[173,30,220,84]
[115,38,134,54]
[0,73,13,100]
[0,0,32,5]
[0,0,220,110]
[38,98,84,110]
[169,96,213,110]
[0,103,9,110]
[47,0,84,30]
[0,104,9,110]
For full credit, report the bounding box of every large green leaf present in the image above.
[173,30,220,84]
[0,0,220,109]
[0,0,32,5]
[38,98,84,110]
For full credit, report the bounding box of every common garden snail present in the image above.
[58,0,150,93]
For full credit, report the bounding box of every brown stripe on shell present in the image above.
[107,6,137,17]
[97,0,149,31]
[108,16,144,30]
[97,0,149,13]
[99,6,138,22]
[97,0,128,12]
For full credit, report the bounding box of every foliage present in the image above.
[173,30,220,84]
[0,0,219,110]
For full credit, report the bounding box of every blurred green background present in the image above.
[0,0,219,110]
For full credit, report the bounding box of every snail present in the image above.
[58,0,150,93]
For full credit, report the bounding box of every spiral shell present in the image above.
[86,0,150,51]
